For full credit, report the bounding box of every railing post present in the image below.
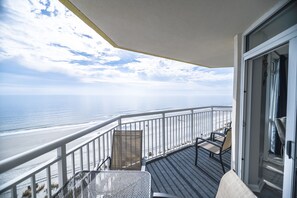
[162,113,166,156]
[191,109,194,143]
[57,145,67,188]
[118,117,122,130]
[11,186,17,198]
[210,107,214,132]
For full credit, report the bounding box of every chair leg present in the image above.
[219,153,225,173]
[195,145,198,166]
[209,152,214,158]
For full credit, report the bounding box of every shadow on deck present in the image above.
[146,146,231,198]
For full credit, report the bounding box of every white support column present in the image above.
[232,33,242,172]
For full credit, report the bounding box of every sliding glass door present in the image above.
[282,37,297,198]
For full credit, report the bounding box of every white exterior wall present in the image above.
[231,34,242,173]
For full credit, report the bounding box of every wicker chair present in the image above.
[195,128,232,173]
[97,130,145,171]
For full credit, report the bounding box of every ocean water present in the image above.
[0,94,231,134]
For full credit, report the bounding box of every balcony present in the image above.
[0,106,232,197]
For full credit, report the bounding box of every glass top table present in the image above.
[54,170,151,198]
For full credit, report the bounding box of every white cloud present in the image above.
[0,0,121,74]
[123,57,233,82]
[0,0,233,96]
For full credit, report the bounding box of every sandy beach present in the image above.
[0,122,105,191]
[0,122,97,161]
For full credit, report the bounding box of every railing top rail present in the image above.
[120,106,232,119]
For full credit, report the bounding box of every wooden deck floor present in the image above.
[146,146,231,198]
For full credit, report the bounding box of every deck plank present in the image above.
[146,146,231,198]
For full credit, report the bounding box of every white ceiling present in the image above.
[60,0,278,67]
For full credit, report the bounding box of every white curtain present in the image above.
[269,59,280,153]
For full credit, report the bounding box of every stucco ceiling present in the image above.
[60,0,279,67]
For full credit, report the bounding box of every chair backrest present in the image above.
[110,130,143,170]
[222,128,232,151]
[216,170,256,198]
[275,117,286,145]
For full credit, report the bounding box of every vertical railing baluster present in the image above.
[210,107,214,132]
[71,152,75,175]
[31,175,36,198]
[143,121,146,158]
[80,148,83,171]
[102,135,106,159]
[107,132,110,158]
[214,110,216,130]
[205,112,207,136]
[98,137,101,162]
[11,185,17,198]
[87,144,90,170]
[191,111,194,142]
[193,113,196,138]
[46,166,52,198]
[175,116,178,147]
[219,111,222,128]
[169,116,173,149]
[183,115,185,144]
[155,119,157,156]
[177,116,181,146]
[159,118,161,155]
[92,141,96,169]
[151,120,153,156]
[179,116,181,146]
[57,145,67,187]
[162,113,166,155]
[165,118,168,152]
[147,121,150,157]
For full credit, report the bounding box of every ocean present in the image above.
[0,94,231,134]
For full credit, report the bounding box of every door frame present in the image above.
[282,36,297,198]
[240,23,297,196]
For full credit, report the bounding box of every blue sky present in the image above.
[0,0,233,96]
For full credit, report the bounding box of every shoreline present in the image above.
[0,120,100,137]
[0,121,102,161]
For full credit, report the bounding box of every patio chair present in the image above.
[97,130,145,171]
[195,128,231,173]
[213,125,231,143]
[216,170,256,198]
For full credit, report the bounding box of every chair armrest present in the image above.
[196,137,208,143]
[196,137,222,148]
[211,132,225,137]
[203,140,222,148]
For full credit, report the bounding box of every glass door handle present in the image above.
[286,140,296,159]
